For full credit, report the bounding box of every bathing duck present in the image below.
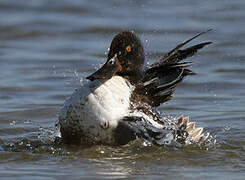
[58,30,212,147]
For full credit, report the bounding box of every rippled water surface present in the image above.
[0,0,245,179]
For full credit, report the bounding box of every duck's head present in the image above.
[86,31,145,81]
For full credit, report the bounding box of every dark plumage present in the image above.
[133,29,212,106]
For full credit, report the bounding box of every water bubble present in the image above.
[10,121,16,126]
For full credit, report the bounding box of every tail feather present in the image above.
[176,115,207,143]
[186,122,195,132]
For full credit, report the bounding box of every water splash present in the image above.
[51,64,82,87]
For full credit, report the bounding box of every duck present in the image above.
[58,30,212,147]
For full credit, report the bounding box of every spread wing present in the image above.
[114,115,208,146]
[114,116,183,147]
[133,29,212,107]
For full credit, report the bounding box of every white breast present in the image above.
[59,76,133,144]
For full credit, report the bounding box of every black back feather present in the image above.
[133,30,212,107]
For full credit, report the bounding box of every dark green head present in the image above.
[87,31,145,81]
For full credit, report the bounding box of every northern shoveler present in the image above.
[58,30,212,147]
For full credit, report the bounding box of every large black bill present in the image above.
[86,57,122,81]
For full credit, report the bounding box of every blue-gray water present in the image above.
[0,0,245,179]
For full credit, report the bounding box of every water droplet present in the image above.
[74,70,78,77]
[224,126,231,131]
[19,141,23,145]
[24,120,31,124]
[10,121,16,126]
[80,78,84,86]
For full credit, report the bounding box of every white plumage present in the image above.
[59,76,133,144]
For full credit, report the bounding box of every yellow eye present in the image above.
[126,45,131,53]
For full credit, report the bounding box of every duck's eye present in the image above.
[126,45,131,53]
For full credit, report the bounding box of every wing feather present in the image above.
[133,30,212,107]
